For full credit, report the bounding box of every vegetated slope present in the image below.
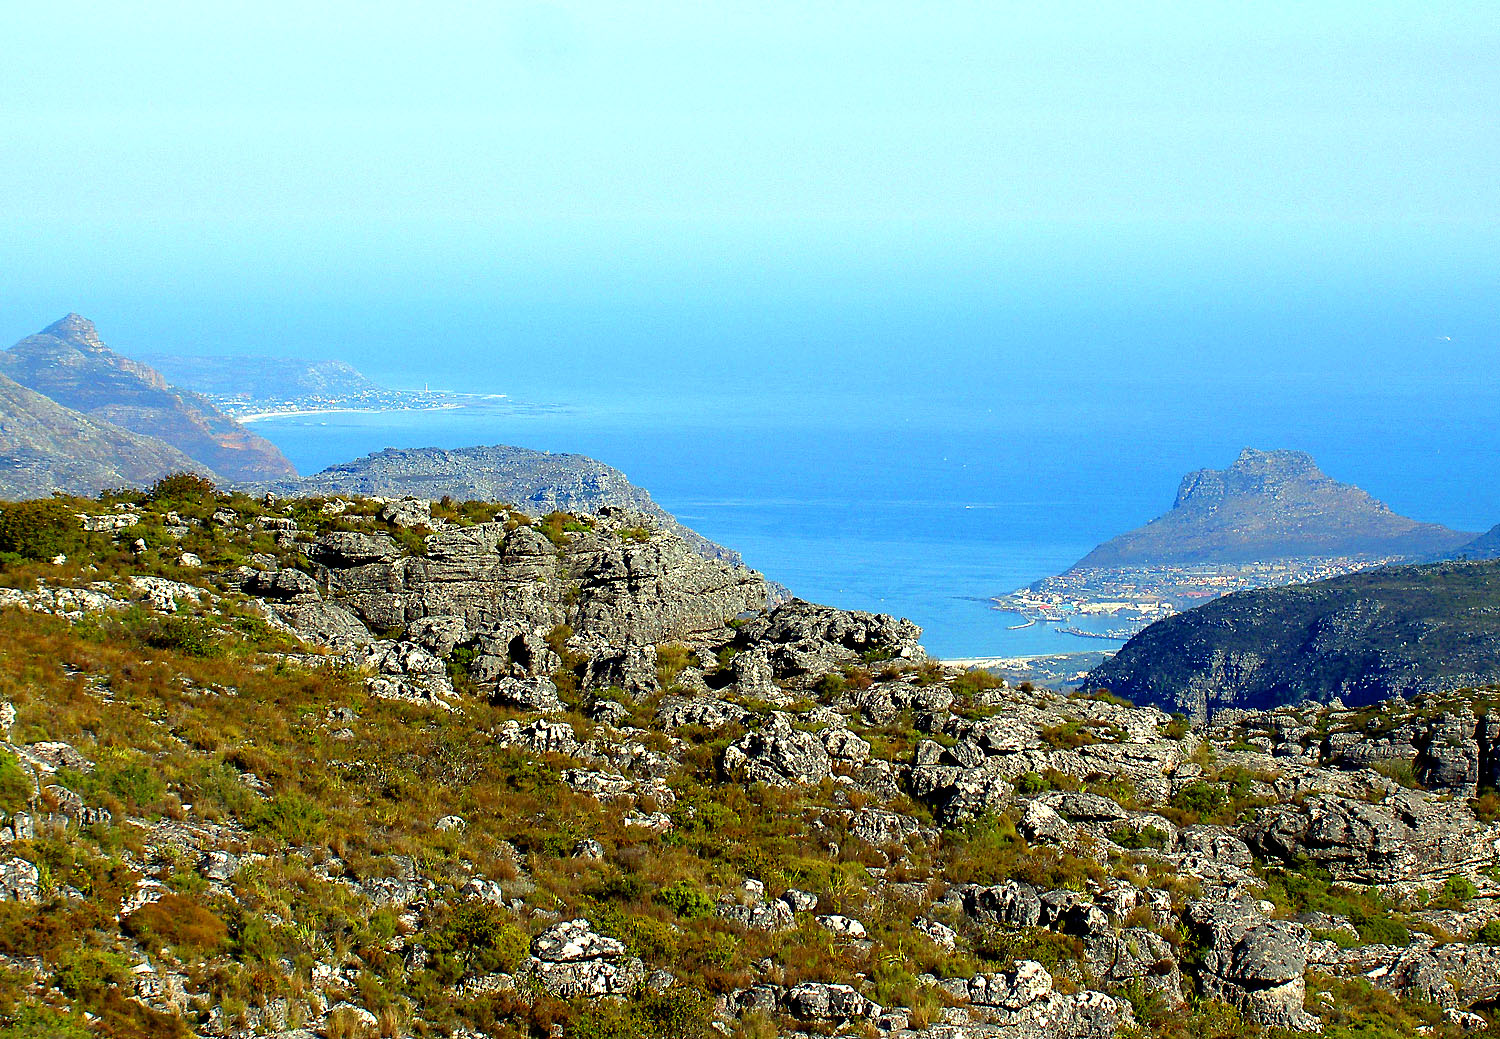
[4,484,1500,1037]
[1086,559,1500,719]
[0,371,213,498]
[139,354,381,400]
[0,315,296,484]
[281,443,744,565]
[1071,448,1473,569]
[1449,524,1500,561]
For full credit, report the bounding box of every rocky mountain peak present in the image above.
[40,312,107,352]
[1071,449,1472,569]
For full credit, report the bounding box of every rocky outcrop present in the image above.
[1187,896,1320,1032]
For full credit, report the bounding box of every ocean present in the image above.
[246,379,1500,660]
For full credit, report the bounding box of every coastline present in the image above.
[237,402,467,423]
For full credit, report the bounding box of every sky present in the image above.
[1,2,1497,408]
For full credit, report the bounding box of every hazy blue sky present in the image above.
[2,2,1496,402]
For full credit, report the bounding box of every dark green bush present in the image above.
[0,499,83,561]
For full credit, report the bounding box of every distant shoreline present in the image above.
[237,402,467,423]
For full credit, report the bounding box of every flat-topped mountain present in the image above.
[1071,448,1473,569]
[277,443,743,564]
[0,371,211,497]
[1086,559,1500,719]
[0,315,296,484]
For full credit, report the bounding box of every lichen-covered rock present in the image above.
[721,713,831,786]
[1188,896,1320,1032]
[0,857,40,902]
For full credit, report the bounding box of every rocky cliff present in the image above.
[0,315,296,484]
[1086,559,1500,719]
[0,371,214,497]
[1071,448,1473,569]
[279,443,745,565]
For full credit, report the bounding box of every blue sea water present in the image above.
[248,379,1500,659]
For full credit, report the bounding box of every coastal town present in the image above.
[994,554,1413,639]
[211,385,482,421]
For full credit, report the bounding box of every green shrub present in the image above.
[1015,771,1047,796]
[0,499,83,561]
[1171,781,1228,821]
[1110,824,1169,850]
[1441,875,1478,906]
[654,880,715,920]
[423,898,529,983]
[0,752,32,815]
[147,472,218,506]
[1475,919,1500,945]
[143,614,223,657]
[252,792,325,844]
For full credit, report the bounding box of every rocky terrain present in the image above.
[1071,448,1473,569]
[0,316,296,485]
[278,445,746,566]
[0,480,1499,1037]
[0,372,207,497]
[1087,560,1500,720]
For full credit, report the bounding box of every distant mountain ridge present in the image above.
[1448,524,1500,561]
[139,354,381,401]
[1086,559,1500,719]
[0,315,296,484]
[1071,448,1473,569]
[276,444,745,565]
[0,371,211,498]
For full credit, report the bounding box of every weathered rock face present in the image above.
[1187,897,1320,1032]
[1246,789,1497,885]
[527,919,647,998]
[730,599,925,688]
[298,509,765,660]
[722,713,832,786]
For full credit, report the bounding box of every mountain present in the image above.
[1086,559,1500,719]
[277,443,744,565]
[0,315,296,484]
[1070,448,1474,569]
[0,372,213,498]
[1449,524,1500,561]
[139,353,381,400]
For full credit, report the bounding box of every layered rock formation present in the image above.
[0,314,296,484]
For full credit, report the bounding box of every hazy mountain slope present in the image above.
[140,353,381,400]
[1449,524,1500,561]
[1086,559,1500,718]
[278,443,745,565]
[1071,448,1473,569]
[0,315,297,483]
[0,371,212,498]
